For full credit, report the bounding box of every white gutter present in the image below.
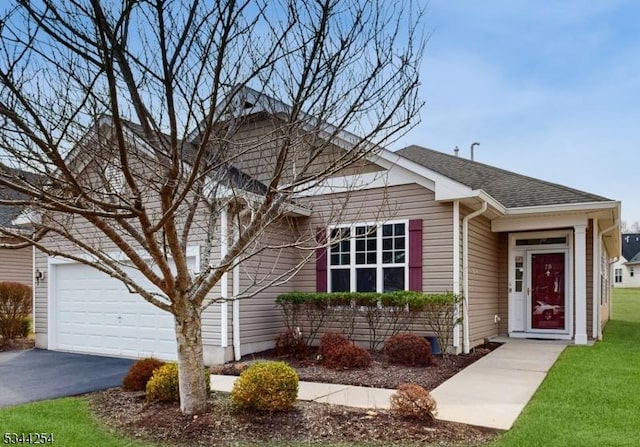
[220,209,228,348]
[597,219,619,340]
[504,200,620,216]
[462,201,488,354]
[452,201,461,350]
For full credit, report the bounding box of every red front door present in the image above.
[530,252,566,330]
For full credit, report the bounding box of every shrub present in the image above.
[146,362,211,402]
[274,329,308,359]
[231,361,299,412]
[123,358,166,391]
[383,333,431,366]
[0,282,32,344]
[323,342,372,370]
[20,317,31,338]
[390,383,437,421]
[318,331,349,359]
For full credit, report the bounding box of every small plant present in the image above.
[20,317,31,338]
[383,333,431,366]
[0,282,32,344]
[231,361,299,412]
[318,331,349,359]
[390,383,437,421]
[146,362,210,402]
[123,357,166,391]
[274,329,308,359]
[323,342,372,369]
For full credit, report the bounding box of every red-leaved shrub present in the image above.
[274,329,309,359]
[383,333,431,366]
[318,331,349,359]
[390,383,437,421]
[123,357,166,391]
[323,342,372,369]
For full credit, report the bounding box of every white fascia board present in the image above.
[492,214,589,233]
[504,201,620,216]
[211,182,311,217]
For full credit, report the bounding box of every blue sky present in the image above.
[395,1,639,225]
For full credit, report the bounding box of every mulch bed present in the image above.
[89,343,501,446]
[90,388,497,446]
[0,337,35,352]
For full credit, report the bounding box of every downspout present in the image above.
[232,207,253,361]
[462,201,488,354]
[597,219,619,340]
[452,201,461,350]
[220,209,228,349]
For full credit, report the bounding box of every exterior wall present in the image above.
[296,183,454,294]
[237,217,300,355]
[612,256,640,288]
[0,245,32,285]
[465,211,500,347]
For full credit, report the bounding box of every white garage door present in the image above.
[51,260,194,361]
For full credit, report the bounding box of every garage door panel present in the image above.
[52,260,193,361]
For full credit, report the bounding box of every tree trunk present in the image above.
[174,296,208,415]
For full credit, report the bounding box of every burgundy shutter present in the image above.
[316,227,328,292]
[408,219,423,292]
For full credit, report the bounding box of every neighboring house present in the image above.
[612,234,640,288]
[0,167,36,286]
[32,88,621,363]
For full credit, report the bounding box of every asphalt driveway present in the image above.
[0,349,134,407]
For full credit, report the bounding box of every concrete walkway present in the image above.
[210,339,565,430]
[431,340,566,430]
[210,375,396,409]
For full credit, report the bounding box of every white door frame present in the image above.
[508,230,573,340]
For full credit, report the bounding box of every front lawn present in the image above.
[490,288,640,447]
[0,397,154,446]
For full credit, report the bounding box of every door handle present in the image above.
[527,287,531,296]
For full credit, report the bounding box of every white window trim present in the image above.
[327,219,409,293]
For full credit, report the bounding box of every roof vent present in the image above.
[454,146,459,157]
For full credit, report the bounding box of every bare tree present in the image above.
[621,221,640,233]
[0,0,425,414]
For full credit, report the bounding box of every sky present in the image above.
[395,0,639,225]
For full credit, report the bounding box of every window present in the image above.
[615,268,623,283]
[631,267,635,278]
[328,222,407,293]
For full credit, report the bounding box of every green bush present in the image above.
[231,361,299,412]
[20,317,31,338]
[0,282,32,344]
[123,358,166,391]
[146,362,211,402]
[275,291,460,354]
[383,333,431,366]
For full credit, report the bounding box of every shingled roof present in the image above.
[621,234,640,262]
[396,145,612,208]
[0,165,42,230]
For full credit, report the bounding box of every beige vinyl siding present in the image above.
[237,217,300,348]
[0,246,32,285]
[466,212,500,347]
[497,233,509,335]
[295,183,454,294]
[34,249,48,336]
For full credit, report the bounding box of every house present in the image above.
[0,167,36,286]
[32,89,621,363]
[612,234,640,288]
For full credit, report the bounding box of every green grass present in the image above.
[490,288,640,447]
[0,397,155,447]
